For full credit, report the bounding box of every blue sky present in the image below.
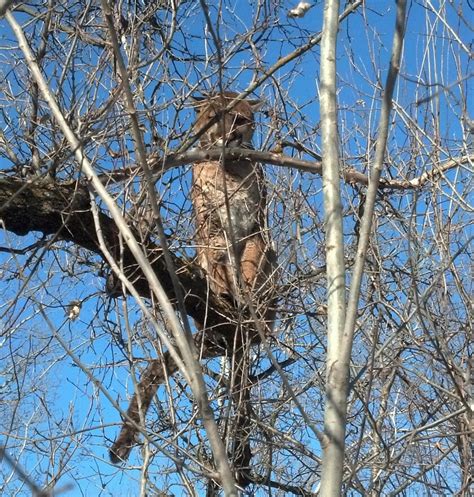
[0,1,472,495]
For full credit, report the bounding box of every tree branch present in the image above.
[0,177,244,343]
[99,148,472,191]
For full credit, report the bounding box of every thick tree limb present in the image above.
[0,177,245,343]
[0,176,266,469]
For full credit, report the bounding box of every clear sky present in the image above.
[0,1,471,496]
